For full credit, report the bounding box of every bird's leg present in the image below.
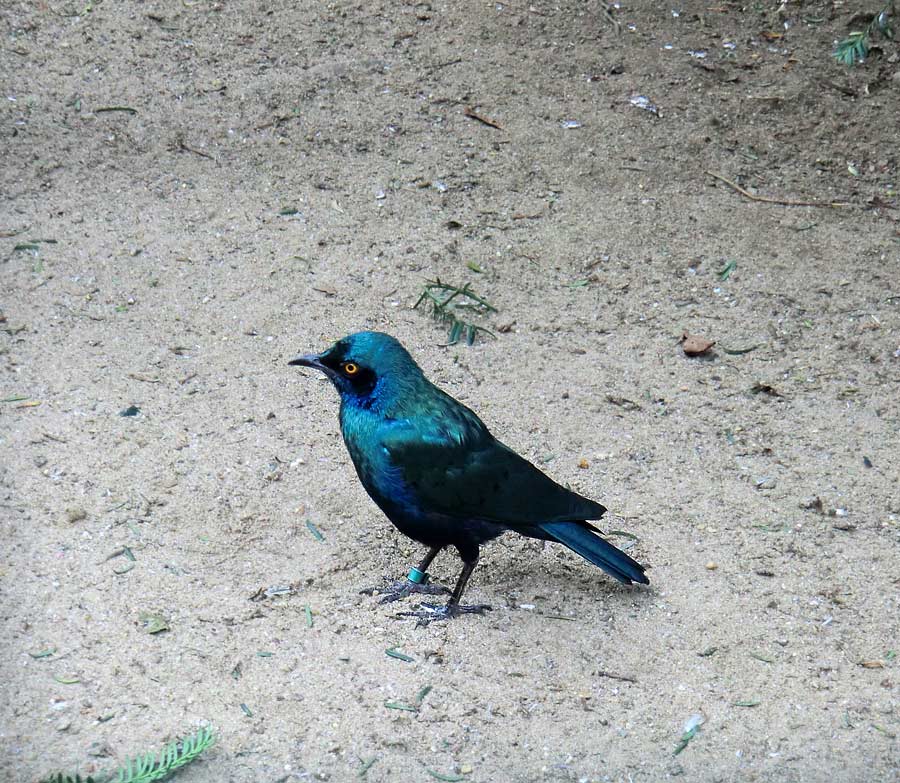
[398,553,492,625]
[359,546,451,604]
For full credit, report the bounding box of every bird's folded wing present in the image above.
[380,421,606,525]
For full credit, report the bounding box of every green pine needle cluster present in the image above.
[833,4,894,65]
[40,726,216,783]
[414,278,497,345]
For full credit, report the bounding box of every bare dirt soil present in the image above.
[2,2,899,781]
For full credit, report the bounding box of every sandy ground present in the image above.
[2,2,899,781]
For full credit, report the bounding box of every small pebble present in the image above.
[65,507,87,524]
[705,561,718,570]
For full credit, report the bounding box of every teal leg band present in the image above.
[407,567,426,584]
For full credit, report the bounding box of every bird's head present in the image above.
[289,331,424,409]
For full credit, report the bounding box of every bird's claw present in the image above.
[360,579,451,604]
[396,601,493,627]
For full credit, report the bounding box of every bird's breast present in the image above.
[339,409,419,516]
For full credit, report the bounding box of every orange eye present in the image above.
[342,362,359,376]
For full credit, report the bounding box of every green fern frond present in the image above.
[40,726,216,783]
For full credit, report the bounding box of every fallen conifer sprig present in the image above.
[40,726,216,783]
[833,3,894,65]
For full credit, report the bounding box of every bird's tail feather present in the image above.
[539,521,649,585]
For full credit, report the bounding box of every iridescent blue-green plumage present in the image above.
[290,331,648,619]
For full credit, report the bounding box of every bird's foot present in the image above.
[396,601,493,627]
[360,578,451,605]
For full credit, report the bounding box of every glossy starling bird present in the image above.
[290,332,648,622]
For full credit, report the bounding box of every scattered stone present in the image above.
[800,496,825,513]
[65,507,87,524]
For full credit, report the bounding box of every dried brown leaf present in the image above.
[681,331,716,356]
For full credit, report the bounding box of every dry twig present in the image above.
[705,171,851,209]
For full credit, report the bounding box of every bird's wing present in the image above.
[380,419,606,525]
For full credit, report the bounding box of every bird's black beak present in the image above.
[288,352,326,370]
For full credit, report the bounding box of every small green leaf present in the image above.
[139,611,169,634]
[606,530,640,542]
[384,701,418,712]
[306,520,325,541]
[385,647,414,662]
[673,732,695,755]
[415,685,433,705]
[718,259,737,280]
[465,323,476,346]
[54,675,80,684]
[29,648,56,659]
[425,770,466,782]
[721,344,759,355]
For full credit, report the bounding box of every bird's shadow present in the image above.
[484,538,653,607]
